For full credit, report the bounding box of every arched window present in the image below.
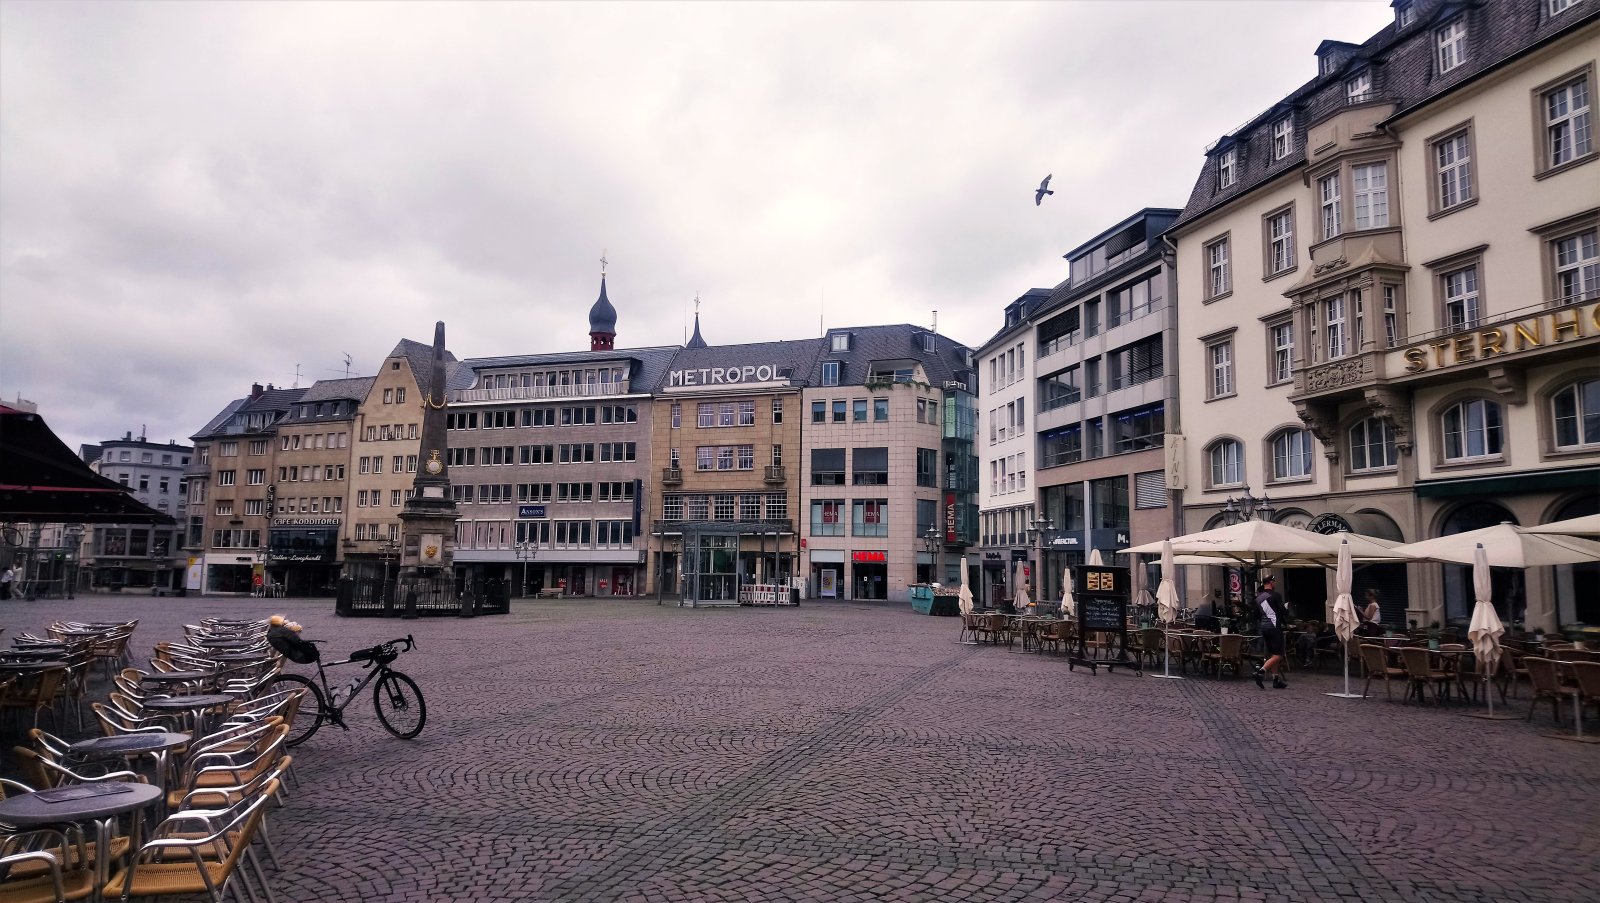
[1552,378,1600,449]
[1270,429,1314,480]
[1441,398,1502,461]
[1208,439,1244,487]
[1349,417,1398,471]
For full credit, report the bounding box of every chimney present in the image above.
[251,383,265,399]
[124,431,133,441]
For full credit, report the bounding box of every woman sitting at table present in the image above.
[1356,589,1385,637]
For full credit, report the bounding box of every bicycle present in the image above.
[265,631,426,747]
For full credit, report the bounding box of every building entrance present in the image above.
[852,555,887,600]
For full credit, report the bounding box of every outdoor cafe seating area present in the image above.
[950,512,1600,741]
[0,615,303,902]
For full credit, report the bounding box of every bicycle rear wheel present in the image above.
[266,673,327,747]
[372,671,426,739]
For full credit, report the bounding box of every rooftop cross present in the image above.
[600,250,608,275]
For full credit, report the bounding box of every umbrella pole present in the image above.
[1325,638,1364,699]
[1149,621,1183,680]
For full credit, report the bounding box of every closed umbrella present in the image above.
[1060,567,1073,617]
[1088,548,1104,566]
[1152,540,1183,681]
[957,556,979,646]
[1327,538,1362,699]
[1466,543,1511,720]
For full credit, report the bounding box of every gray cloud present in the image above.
[0,0,1394,451]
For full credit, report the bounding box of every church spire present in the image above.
[588,255,617,351]
[685,294,707,349]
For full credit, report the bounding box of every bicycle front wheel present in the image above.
[372,671,426,739]
[266,673,327,747]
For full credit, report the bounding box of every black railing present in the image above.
[337,575,511,617]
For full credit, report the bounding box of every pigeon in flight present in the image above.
[1034,174,1054,206]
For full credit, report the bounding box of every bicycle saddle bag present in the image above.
[349,645,397,665]
[268,626,320,664]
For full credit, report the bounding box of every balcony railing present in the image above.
[662,468,683,485]
[763,465,786,485]
[449,381,631,404]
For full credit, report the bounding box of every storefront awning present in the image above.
[0,405,176,525]
[1415,465,1600,499]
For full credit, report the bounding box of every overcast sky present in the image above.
[1,0,1396,453]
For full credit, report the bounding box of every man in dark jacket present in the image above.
[1253,576,1288,689]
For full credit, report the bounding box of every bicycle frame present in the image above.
[308,655,389,720]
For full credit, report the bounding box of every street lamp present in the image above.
[1026,516,1057,601]
[148,536,167,597]
[1220,492,1275,526]
[920,525,941,585]
[514,541,537,598]
[378,534,401,596]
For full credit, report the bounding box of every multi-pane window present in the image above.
[1209,341,1234,398]
[1270,321,1295,384]
[1272,117,1293,160]
[713,495,735,520]
[1436,19,1466,74]
[832,400,846,423]
[852,399,867,422]
[1346,71,1372,104]
[1547,75,1593,168]
[852,500,888,537]
[1553,378,1600,449]
[821,361,840,386]
[1443,266,1481,330]
[738,401,756,426]
[1349,418,1398,471]
[772,400,783,423]
[1218,148,1238,188]
[1442,399,1504,460]
[1206,236,1231,298]
[873,398,889,421]
[1319,173,1342,239]
[1383,286,1399,349]
[1554,230,1599,303]
[1396,1,1413,27]
[671,403,681,428]
[1352,162,1389,229]
[1435,132,1473,209]
[1271,429,1315,481]
[1268,209,1295,274]
[1209,440,1244,487]
[811,499,845,536]
[1325,295,1349,360]
[811,401,826,423]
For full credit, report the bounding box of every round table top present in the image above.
[2,648,71,658]
[208,652,266,662]
[0,782,162,825]
[193,637,255,648]
[69,732,190,757]
[141,694,235,711]
[141,670,216,683]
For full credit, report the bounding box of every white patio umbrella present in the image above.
[1151,540,1184,681]
[1466,543,1512,720]
[1088,548,1105,566]
[1522,513,1600,537]
[1127,520,1408,566]
[956,556,979,646]
[1327,538,1363,699]
[1394,523,1600,632]
[1060,567,1073,617]
[1013,559,1032,612]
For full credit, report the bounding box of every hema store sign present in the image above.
[667,365,782,387]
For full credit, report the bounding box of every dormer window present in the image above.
[1346,70,1373,104]
[1272,117,1294,160]
[1218,148,1238,188]
[1436,19,1467,74]
[1320,55,1337,76]
[830,333,851,352]
[921,333,935,353]
[1549,0,1581,16]
[1395,1,1413,28]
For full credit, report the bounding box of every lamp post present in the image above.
[1220,492,1274,605]
[147,536,166,598]
[515,541,537,598]
[921,525,941,585]
[1026,515,1057,601]
[378,534,401,608]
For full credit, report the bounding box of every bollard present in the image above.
[402,589,418,620]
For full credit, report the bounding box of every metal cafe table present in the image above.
[68,732,191,802]
[0,781,163,902]
[138,670,218,694]
[140,694,235,737]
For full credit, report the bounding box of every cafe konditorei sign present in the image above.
[1400,301,1599,373]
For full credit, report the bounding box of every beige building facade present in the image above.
[1171,0,1599,629]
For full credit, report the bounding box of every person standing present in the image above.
[1253,575,1288,689]
[0,564,13,600]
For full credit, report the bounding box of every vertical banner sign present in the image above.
[945,492,957,543]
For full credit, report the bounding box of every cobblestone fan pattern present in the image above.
[7,596,1596,902]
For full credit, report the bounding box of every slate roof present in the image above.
[389,338,473,395]
[461,345,685,393]
[974,288,1055,355]
[279,377,374,424]
[190,387,306,441]
[1173,0,1599,231]
[812,324,976,389]
[666,338,827,387]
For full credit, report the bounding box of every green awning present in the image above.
[1416,466,1600,499]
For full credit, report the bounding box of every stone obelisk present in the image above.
[398,321,461,585]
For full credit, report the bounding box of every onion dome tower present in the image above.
[589,274,617,351]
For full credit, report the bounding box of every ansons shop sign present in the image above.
[668,364,781,387]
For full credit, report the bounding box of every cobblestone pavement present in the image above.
[6,594,1597,902]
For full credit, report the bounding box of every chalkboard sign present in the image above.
[1078,595,1125,631]
[1070,564,1138,675]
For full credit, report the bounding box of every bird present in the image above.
[1034,174,1054,206]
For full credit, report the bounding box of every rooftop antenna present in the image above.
[820,288,825,337]
[139,424,147,442]
[343,353,353,378]
[293,364,302,388]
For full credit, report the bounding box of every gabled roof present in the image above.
[814,324,975,388]
[296,376,375,403]
[1174,0,1597,231]
[388,338,472,397]
[667,338,826,386]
